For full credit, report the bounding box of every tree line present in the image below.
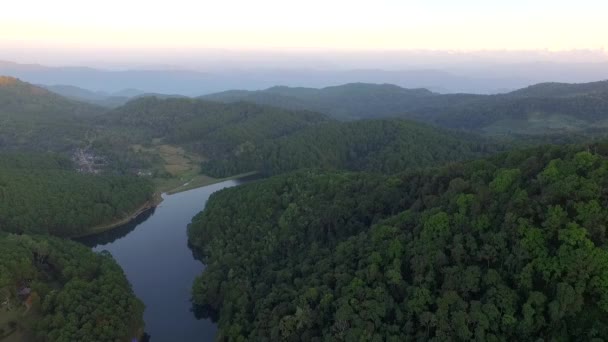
[189,141,608,340]
[0,233,143,341]
[0,153,154,237]
[201,119,508,178]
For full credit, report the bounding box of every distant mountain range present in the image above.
[0,60,535,95]
[41,84,186,108]
[4,74,608,154]
[203,81,608,133]
[36,77,608,135]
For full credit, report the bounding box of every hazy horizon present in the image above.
[5,2,608,341]
[3,1,607,49]
[1,48,608,71]
[2,0,608,94]
[2,0,608,69]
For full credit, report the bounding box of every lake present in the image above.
[78,179,251,341]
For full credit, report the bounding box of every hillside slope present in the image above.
[101,97,329,160]
[42,84,131,107]
[203,83,445,121]
[0,233,144,341]
[189,141,608,340]
[203,81,608,134]
[201,119,505,177]
[0,153,154,237]
[0,76,103,151]
[508,80,608,98]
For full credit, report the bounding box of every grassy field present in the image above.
[132,143,204,176]
[131,142,258,194]
[0,306,38,342]
[132,143,212,192]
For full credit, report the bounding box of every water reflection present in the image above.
[76,207,156,247]
[72,179,254,341]
[191,303,219,322]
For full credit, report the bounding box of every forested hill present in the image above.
[416,94,608,133]
[202,81,608,135]
[189,141,608,340]
[202,83,450,121]
[0,76,104,151]
[101,97,328,159]
[0,233,144,341]
[508,80,608,98]
[0,76,102,119]
[0,153,154,236]
[201,119,506,177]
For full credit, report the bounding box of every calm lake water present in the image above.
[78,179,251,341]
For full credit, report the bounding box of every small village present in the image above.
[72,148,107,174]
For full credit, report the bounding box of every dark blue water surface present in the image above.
[79,179,247,341]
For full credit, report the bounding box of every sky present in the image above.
[1,0,608,69]
[1,0,607,51]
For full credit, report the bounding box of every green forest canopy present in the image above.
[99,97,328,159]
[0,153,154,237]
[0,233,143,341]
[5,75,608,178]
[189,141,608,341]
[6,74,608,340]
[201,119,507,178]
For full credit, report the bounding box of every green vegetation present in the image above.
[8,74,608,340]
[189,141,608,340]
[202,119,506,177]
[88,96,329,187]
[419,95,608,133]
[509,80,608,98]
[203,81,608,135]
[203,83,440,121]
[0,233,143,341]
[0,153,154,237]
[0,76,102,152]
[100,97,328,160]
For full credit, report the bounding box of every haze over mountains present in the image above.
[206,81,608,134]
[2,54,608,96]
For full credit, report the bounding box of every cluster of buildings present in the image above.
[72,148,107,174]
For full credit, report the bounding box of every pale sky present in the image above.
[1,0,607,51]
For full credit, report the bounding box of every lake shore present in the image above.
[72,171,258,238]
[165,171,258,195]
[81,176,251,341]
[71,192,164,238]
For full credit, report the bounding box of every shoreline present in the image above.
[73,171,258,238]
[71,192,164,238]
[165,171,258,195]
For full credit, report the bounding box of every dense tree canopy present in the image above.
[0,153,154,236]
[201,119,506,177]
[189,141,608,340]
[0,233,143,341]
[7,74,608,341]
[100,97,328,159]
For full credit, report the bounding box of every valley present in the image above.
[3,2,608,340]
[3,74,608,341]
